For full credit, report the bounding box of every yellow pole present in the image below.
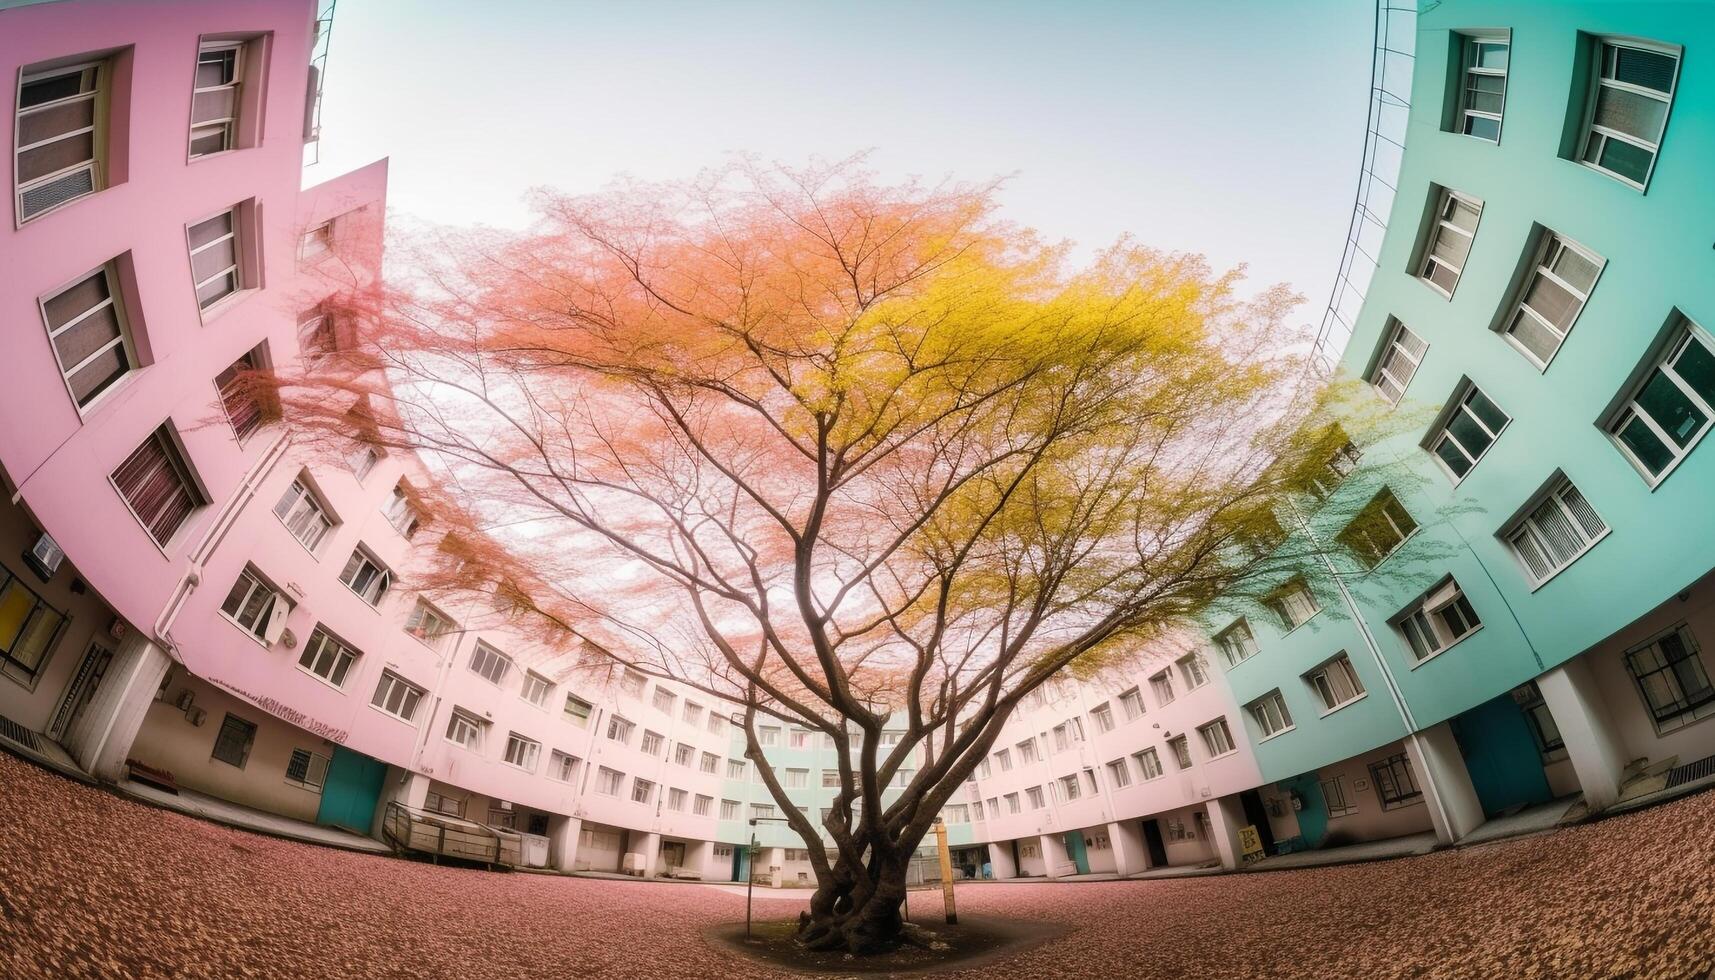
[935,820,957,925]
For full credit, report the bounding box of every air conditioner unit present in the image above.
[23,532,63,581]
[187,706,207,727]
[175,690,195,712]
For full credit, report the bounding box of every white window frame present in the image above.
[1306,654,1367,713]
[1106,758,1132,788]
[640,729,664,755]
[338,546,390,606]
[347,445,380,482]
[1197,718,1236,758]
[218,565,290,645]
[1167,735,1192,770]
[403,599,455,650]
[1604,320,1715,487]
[1396,577,1483,664]
[606,715,634,744]
[1369,320,1427,405]
[1177,653,1209,690]
[1266,577,1322,631]
[1417,188,1481,298]
[1501,477,1609,588]
[595,766,624,796]
[1338,489,1418,570]
[468,641,513,686]
[299,219,334,260]
[503,732,541,772]
[297,626,359,689]
[188,40,243,159]
[1425,383,1511,483]
[1149,670,1174,707]
[1118,687,1146,721]
[272,477,334,553]
[185,204,248,315]
[1455,32,1508,142]
[549,750,581,782]
[1247,690,1294,739]
[39,261,137,414]
[1090,703,1114,734]
[1135,747,1165,780]
[15,58,106,224]
[520,670,552,708]
[370,669,425,723]
[382,483,421,539]
[1576,37,1682,192]
[1214,619,1258,668]
[563,693,593,727]
[1498,232,1604,371]
[284,747,328,790]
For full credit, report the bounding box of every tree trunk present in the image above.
[796,846,911,954]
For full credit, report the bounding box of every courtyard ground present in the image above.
[1,750,1711,979]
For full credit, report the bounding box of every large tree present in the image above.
[278,162,1345,953]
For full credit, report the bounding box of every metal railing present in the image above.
[302,0,337,167]
[381,800,507,866]
[1310,0,1418,372]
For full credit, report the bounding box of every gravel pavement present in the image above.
[1,750,1711,979]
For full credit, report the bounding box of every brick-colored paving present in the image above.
[2,751,1712,979]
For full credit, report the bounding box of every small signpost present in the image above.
[934,818,957,924]
[1238,824,1265,864]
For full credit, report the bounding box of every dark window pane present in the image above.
[16,130,94,182]
[19,70,86,108]
[1672,335,1715,407]
[1636,369,1706,446]
[18,96,94,146]
[1612,46,1676,94]
[1616,414,1673,475]
[1599,138,1654,183]
[42,271,109,330]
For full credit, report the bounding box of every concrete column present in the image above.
[548,814,583,872]
[1038,833,1073,879]
[1203,796,1248,871]
[63,633,172,782]
[1108,819,1150,876]
[1536,657,1631,812]
[370,768,431,839]
[631,831,661,877]
[986,840,1017,880]
[1406,723,1486,844]
[766,846,786,888]
[684,839,713,879]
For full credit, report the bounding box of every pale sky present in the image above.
[313,0,1373,312]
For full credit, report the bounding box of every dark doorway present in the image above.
[1141,819,1168,867]
[1239,789,1277,854]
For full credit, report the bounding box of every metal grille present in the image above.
[20,167,94,219]
[0,713,42,753]
[1665,753,1715,790]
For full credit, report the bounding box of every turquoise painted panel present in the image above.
[1451,692,1552,816]
[316,745,386,833]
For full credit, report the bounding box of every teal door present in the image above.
[1062,831,1090,874]
[1452,692,1553,818]
[1278,774,1328,848]
[735,843,752,882]
[315,746,387,833]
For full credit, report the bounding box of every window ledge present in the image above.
[197,286,260,326]
[1257,726,1296,743]
[1277,609,1325,638]
[1522,530,1610,593]
[1318,693,1370,716]
[368,702,415,725]
[1408,626,1483,669]
[296,664,350,693]
[218,612,276,651]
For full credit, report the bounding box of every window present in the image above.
[759,725,780,747]
[297,308,335,361]
[1370,321,1427,405]
[1625,624,1715,734]
[1177,653,1209,690]
[210,713,257,768]
[563,694,592,727]
[338,547,390,606]
[606,715,634,745]
[750,803,775,820]
[682,701,704,725]
[112,426,205,547]
[468,642,512,685]
[1090,703,1114,733]
[549,750,581,782]
[347,445,379,482]
[707,712,726,734]
[1213,620,1258,668]
[15,56,110,222]
[1396,578,1482,663]
[1106,758,1132,788]
[993,748,1012,772]
[700,751,719,774]
[1607,322,1715,484]
[973,801,985,821]
[595,766,624,796]
[693,794,713,817]
[1247,691,1294,738]
[1427,384,1510,481]
[1114,688,1144,722]
[878,730,901,747]
[300,220,333,260]
[370,670,424,722]
[719,799,741,820]
[666,787,687,811]
[41,262,137,410]
[1052,718,1084,751]
[217,344,267,439]
[382,484,421,539]
[785,767,809,788]
[1321,774,1357,817]
[641,730,665,755]
[1265,577,1320,631]
[421,790,464,818]
[618,669,645,697]
[1338,489,1418,569]
[521,671,552,707]
[1369,752,1422,809]
[0,566,64,682]
[727,759,746,779]
[1167,735,1192,770]
[672,743,694,767]
[789,728,810,748]
[273,479,333,552]
[285,748,328,790]
[1026,786,1045,809]
[1307,654,1366,711]
[1503,477,1607,586]
[1134,747,1164,780]
[404,600,455,650]
[187,207,246,311]
[821,769,842,788]
[1510,682,1564,757]
[218,566,288,643]
[1306,440,1363,500]
[1017,738,1038,764]
[1004,792,1021,814]
[1500,232,1603,368]
[189,41,243,157]
[503,732,541,771]
[1057,774,1081,801]
[1417,188,1480,297]
[1454,33,1508,141]
[297,626,358,687]
[1576,38,1681,190]
[1197,718,1235,757]
[1149,670,1174,706]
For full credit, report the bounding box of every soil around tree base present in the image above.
[706,913,1070,976]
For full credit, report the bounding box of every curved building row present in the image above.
[0,0,1710,886]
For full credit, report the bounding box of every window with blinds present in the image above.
[1500,232,1603,369]
[1265,577,1321,630]
[42,262,136,411]
[1606,321,1715,485]
[1247,690,1293,738]
[1503,477,1608,586]
[187,206,246,312]
[1454,33,1508,141]
[214,345,268,442]
[112,426,204,547]
[1417,188,1481,297]
[273,478,333,552]
[1306,654,1366,711]
[16,57,106,222]
[297,626,359,688]
[1370,321,1426,405]
[189,40,244,158]
[1577,38,1681,190]
[1396,578,1482,663]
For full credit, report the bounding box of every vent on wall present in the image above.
[0,713,42,753]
